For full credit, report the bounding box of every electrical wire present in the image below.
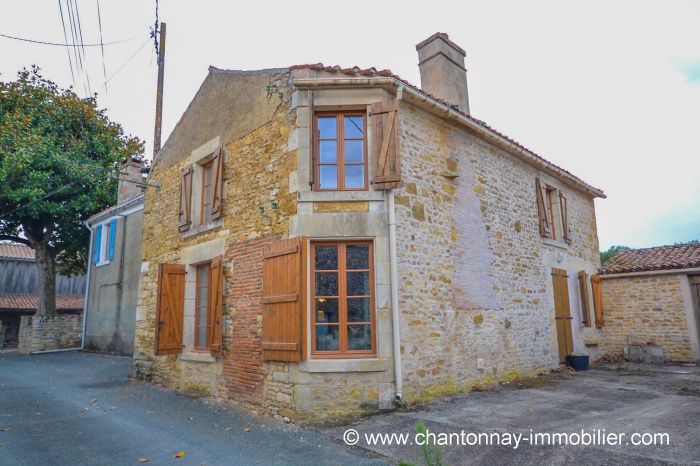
[72,0,92,95]
[100,37,150,90]
[95,0,107,92]
[0,32,133,47]
[56,0,76,89]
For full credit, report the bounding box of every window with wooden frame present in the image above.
[546,187,558,240]
[195,262,212,350]
[311,241,375,357]
[200,160,214,225]
[314,112,368,191]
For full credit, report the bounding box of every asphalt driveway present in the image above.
[0,351,384,466]
[322,363,700,465]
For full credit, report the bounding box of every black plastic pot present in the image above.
[566,354,589,371]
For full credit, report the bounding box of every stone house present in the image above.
[599,243,700,363]
[134,32,606,421]
[84,157,146,355]
[0,243,84,350]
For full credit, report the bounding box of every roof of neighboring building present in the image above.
[87,194,145,224]
[0,293,84,311]
[288,63,605,198]
[600,243,700,274]
[0,243,35,260]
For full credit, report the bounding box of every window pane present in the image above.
[198,266,209,286]
[347,271,370,296]
[315,272,338,296]
[344,115,364,139]
[317,116,336,139]
[344,165,364,189]
[347,324,371,351]
[314,245,338,270]
[347,297,370,322]
[315,298,339,323]
[319,140,337,163]
[346,245,369,269]
[198,288,207,308]
[344,140,364,163]
[315,325,339,351]
[197,323,207,348]
[319,165,338,189]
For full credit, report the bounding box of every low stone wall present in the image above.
[600,274,695,363]
[17,313,82,354]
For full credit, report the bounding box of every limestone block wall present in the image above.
[600,274,697,362]
[17,313,82,354]
[134,77,298,414]
[394,103,602,402]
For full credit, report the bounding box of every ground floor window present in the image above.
[195,262,212,350]
[311,241,375,357]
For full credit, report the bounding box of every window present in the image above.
[195,262,212,350]
[200,160,213,225]
[311,241,375,357]
[546,187,557,240]
[92,218,116,265]
[314,112,368,190]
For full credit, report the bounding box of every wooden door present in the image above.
[551,268,574,362]
[156,263,185,355]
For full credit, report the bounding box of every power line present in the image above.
[95,0,107,92]
[56,0,76,89]
[72,0,92,95]
[100,38,151,90]
[0,32,133,47]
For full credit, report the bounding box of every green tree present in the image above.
[0,66,142,316]
[600,245,631,265]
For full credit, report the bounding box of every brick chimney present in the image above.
[416,32,470,114]
[117,156,145,204]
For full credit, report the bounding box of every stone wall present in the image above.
[394,102,603,402]
[600,274,696,362]
[17,313,82,354]
[134,71,297,415]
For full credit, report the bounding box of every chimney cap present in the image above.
[416,32,466,57]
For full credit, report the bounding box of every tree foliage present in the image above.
[600,245,631,265]
[0,66,142,314]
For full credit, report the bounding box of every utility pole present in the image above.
[153,22,166,158]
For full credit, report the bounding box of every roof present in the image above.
[600,243,700,274]
[0,294,84,311]
[289,63,605,198]
[87,194,144,224]
[0,243,34,260]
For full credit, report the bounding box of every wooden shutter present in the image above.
[591,274,604,328]
[210,148,224,221]
[262,237,306,361]
[92,224,102,264]
[552,268,574,362]
[308,90,315,189]
[535,178,552,238]
[577,270,591,327]
[156,263,185,355]
[107,218,117,261]
[178,166,193,232]
[209,255,224,356]
[371,101,401,190]
[559,192,571,243]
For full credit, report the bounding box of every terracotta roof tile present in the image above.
[600,243,700,274]
[0,243,34,260]
[289,63,605,198]
[0,294,84,311]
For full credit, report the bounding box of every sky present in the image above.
[1,0,699,250]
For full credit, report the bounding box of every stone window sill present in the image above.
[95,260,111,268]
[181,219,223,239]
[178,352,217,363]
[541,237,569,250]
[298,190,385,203]
[299,358,389,373]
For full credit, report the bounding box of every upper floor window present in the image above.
[92,218,116,266]
[200,160,213,225]
[314,112,368,191]
[536,178,571,244]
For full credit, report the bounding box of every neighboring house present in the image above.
[599,243,700,363]
[133,32,606,421]
[84,156,145,355]
[0,243,84,349]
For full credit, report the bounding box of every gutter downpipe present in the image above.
[31,222,93,355]
[389,85,404,403]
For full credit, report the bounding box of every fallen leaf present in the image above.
[137,457,149,463]
[187,417,193,421]
[91,399,97,403]
[0,428,9,432]
[244,428,251,432]
[80,408,89,413]
[173,451,186,459]
[224,427,231,431]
